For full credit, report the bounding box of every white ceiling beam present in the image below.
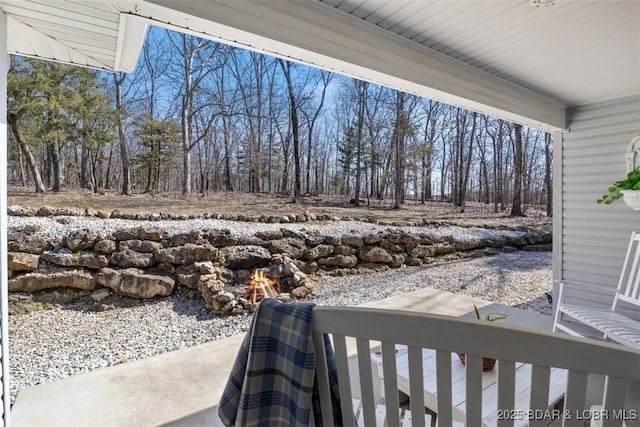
[114,14,148,73]
[137,0,567,131]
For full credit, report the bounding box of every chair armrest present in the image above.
[556,281,618,306]
[558,280,610,294]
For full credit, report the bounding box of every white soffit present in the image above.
[323,0,640,108]
[0,0,146,72]
[2,1,637,132]
[132,0,568,132]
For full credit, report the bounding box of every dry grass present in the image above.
[7,186,551,228]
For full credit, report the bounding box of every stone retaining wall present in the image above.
[7,222,551,314]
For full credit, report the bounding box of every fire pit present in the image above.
[244,269,281,303]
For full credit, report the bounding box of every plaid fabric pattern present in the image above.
[218,299,343,426]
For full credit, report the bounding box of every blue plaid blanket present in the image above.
[218,298,343,426]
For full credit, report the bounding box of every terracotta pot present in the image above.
[457,353,496,371]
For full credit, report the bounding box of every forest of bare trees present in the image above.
[6,26,553,216]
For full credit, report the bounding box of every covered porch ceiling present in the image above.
[0,0,639,132]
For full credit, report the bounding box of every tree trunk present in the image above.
[182,100,192,195]
[80,146,91,190]
[114,73,131,195]
[510,123,525,217]
[18,145,26,187]
[545,132,553,217]
[460,112,477,213]
[354,81,366,207]
[7,113,46,193]
[221,108,233,191]
[393,91,405,209]
[49,138,63,192]
[104,142,113,190]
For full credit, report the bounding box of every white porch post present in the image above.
[0,9,11,426]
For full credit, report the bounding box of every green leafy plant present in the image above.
[597,166,640,205]
[473,304,507,322]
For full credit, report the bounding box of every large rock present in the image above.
[94,240,117,254]
[57,207,85,216]
[8,235,53,254]
[409,245,435,258]
[318,254,358,268]
[203,229,238,246]
[267,238,307,259]
[9,270,97,292]
[119,240,164,253]
[363,234,383,244]
[483,235,507,248]
[341,235,364,247]
[64,228,101,251]
[113,227,168,241]
[8,225,40,240]
[433,243,456,256]
[176,271,201,288]
[170,231,203,246]
[8,252,40,271]
[255,230,283,240]
[218,245,271,269]
[454,238,484,251]
[358,246,393,263]
[399,233,420,246]
[40,251,109,269]
[155,244,218,264]
[380,239,405,253]
[390,253,406,268]
[304,234,325,247]
[96,268,174,299]
[37,205,58,216]
[303,244,334,260]
[198,276,227,310]
[7,205,36,216]
[134,227,169,241]
[110,249,156,268]
[333,244,357,256]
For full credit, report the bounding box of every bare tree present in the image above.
[352,80,367,206]
[167,32,226,195]
[458,111,477,213]
[278,59,303,202]
[485,117,506,212]
[418,100,441,203]
[301,70,333,195]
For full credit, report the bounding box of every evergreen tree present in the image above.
[7,57,115,192]
[134,114,181,193]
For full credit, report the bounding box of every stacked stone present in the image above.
[7,224,551,315]
[8,204,333,224]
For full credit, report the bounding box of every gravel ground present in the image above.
[8,215,533,243]
[8,248,552,403]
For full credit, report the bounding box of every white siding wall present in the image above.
[556,95,640,316]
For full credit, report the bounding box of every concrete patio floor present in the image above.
[9,288,632,426]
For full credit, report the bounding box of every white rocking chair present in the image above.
[553,231,640,350]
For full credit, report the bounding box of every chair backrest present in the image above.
[311,307,640,427]
[614,231,640,311]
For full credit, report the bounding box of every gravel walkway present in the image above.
[8,249,552,403]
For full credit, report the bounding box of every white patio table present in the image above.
[371,346,567,427]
